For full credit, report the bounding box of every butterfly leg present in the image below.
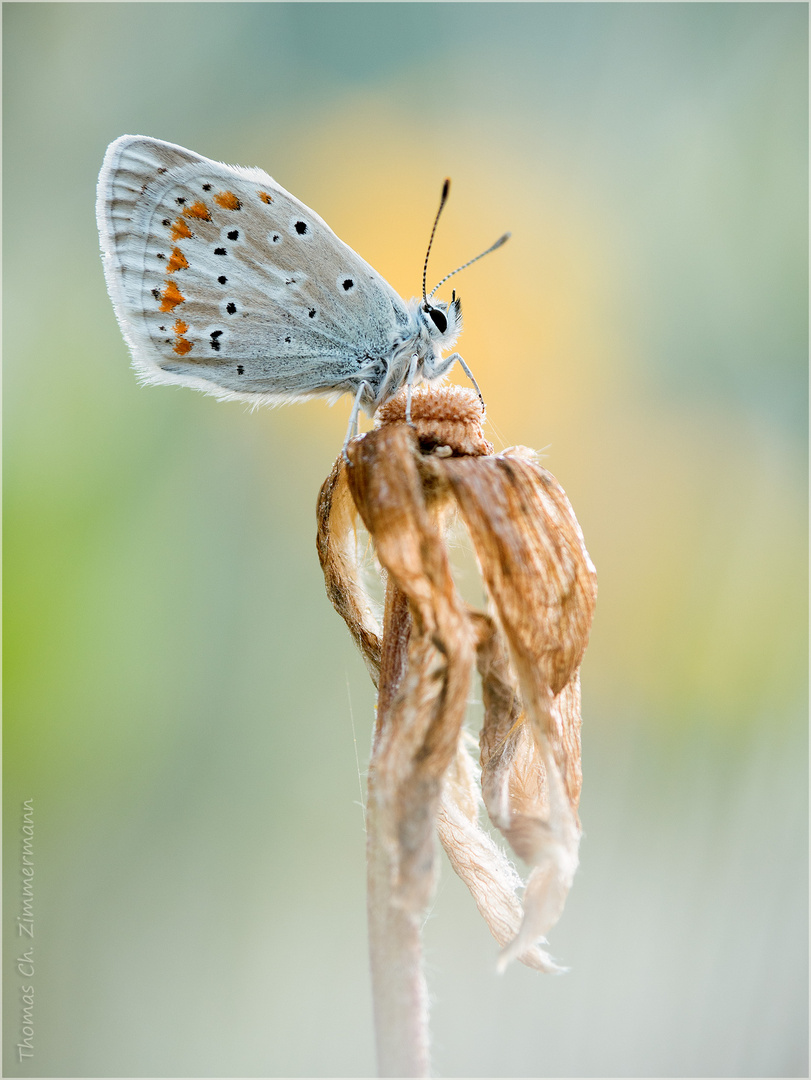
[405,353,419,426]
[448,353,486,416]
[343,381,371,463]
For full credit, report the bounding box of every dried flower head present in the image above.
[317,385,597,1073]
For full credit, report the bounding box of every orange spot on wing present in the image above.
[183,201,211,221]
[214,191,242,210]
[172,318,192,355]
[173,337,193,356]
[258,191,273,204]
[166,247,189,273]
[171,218,193,241]
[159,280,184,312]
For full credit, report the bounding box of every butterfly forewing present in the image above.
[97,136,411,404]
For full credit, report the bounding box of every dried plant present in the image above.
[317,385,597,1077]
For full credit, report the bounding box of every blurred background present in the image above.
[4,4,807,1077]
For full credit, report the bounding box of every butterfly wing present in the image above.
[96,136,414,406]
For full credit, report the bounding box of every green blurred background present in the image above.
[4,3,807,1076]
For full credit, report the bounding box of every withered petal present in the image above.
[437,735,566,973]
[441,455,597,698]
[439,455,597,812]
[316,457,383,684]
[347,424,475,912]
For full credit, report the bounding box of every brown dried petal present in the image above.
[436,733,564,973]
[441,458,596,968]
[440,455,597,810]
[347,425,475,910]
[316,458,382,684]
[475,612,550,857]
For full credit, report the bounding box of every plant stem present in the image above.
[366,578,430,1078]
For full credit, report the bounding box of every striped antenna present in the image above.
[422,179,451,305]
[427,231,511,300]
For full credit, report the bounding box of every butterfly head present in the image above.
[419,290,463,348]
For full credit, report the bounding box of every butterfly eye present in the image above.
[427,308,447,334]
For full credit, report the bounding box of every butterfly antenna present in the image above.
[423,178,451,305]
[428,231,511,300]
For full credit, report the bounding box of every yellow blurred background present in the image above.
[4,4,807,1077]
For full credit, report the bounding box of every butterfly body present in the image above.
[96,136,466,416]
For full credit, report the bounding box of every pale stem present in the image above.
[366,579,430,1078]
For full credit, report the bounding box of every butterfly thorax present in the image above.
[362,294,462,413]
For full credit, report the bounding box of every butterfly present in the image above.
[96,136,509,446]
